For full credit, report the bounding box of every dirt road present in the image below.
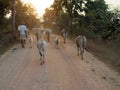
[0,36,120,90]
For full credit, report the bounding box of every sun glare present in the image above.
[21,0,120,16]
[22,0,54,16]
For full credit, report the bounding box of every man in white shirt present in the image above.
[18,22,28,48]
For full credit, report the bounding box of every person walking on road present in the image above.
[18,22,28,48]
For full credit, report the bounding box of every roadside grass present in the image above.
[0,43,15,55]
[69,34,120,74]
[87,39,120,74]
[0,34,16,56]
[0,45,9,55]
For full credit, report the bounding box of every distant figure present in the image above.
[37,39,47,65]
[76,35,86,60]
[18,22,28,48]
[45,28,51,42]
[61,29,67,44]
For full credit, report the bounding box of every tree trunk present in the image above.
[11,0,16,40]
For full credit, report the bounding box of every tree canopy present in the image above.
[43,0,120,40]
[0,0,41,39]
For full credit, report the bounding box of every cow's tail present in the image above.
[83,36,88,51]
[83,36,86,51]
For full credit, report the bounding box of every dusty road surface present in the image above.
[0,35,120,90]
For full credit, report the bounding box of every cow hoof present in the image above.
[22,45,24,48]
[43,61,45,63]
[40,62,43,65]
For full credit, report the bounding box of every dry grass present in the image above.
[87,39,120,74]
[0,34,16,55]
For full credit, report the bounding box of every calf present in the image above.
[54,36,60,49]
[29,36,33,48]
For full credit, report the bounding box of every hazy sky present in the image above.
[21,0,54,16]
[105,0,120,9]
[22,0,120,16]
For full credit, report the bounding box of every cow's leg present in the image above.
[80,47,82,55]
[79,47,83,60]
[57,43,59,49]
[81,48,84,60]
[37,36,38,41]
[47,35,48,41]
[81,53,83,60]
[56,39,58,48]
[64,37,65,43]
[39,51,43,65]
[48,35,50,42]
[47,34,50,42]
[30,41,32,48]
[64,38,66,43]
[24,39,26,45]
[56,43,58,49]
[77,47,80,56]
[21,40,25,48]
[63,37,66,44]
[42,51,45,64]
[23,39,26,48]
[29,40,32,48]
[43,54,45,64]
[62,36,65,44]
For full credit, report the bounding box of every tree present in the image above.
[0,0,12,27]
[43,0,85,32]
[15,0,41,29]
[44,0,120,40]
[83,0,113,38]
[102,9,120,40]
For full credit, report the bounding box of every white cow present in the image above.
[29,35,33,48]
[37,39,47,65]
[76,35,86,60]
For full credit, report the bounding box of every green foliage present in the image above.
[15,0,41,29]
[44,0,120,40]
[0,0,12,37]
[0,0,12,25]
[0,0,41,40]
[0,0,10,16]
[44,0,85,32]
[84,0,109,33]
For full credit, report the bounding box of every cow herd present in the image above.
[23,28,86,65]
